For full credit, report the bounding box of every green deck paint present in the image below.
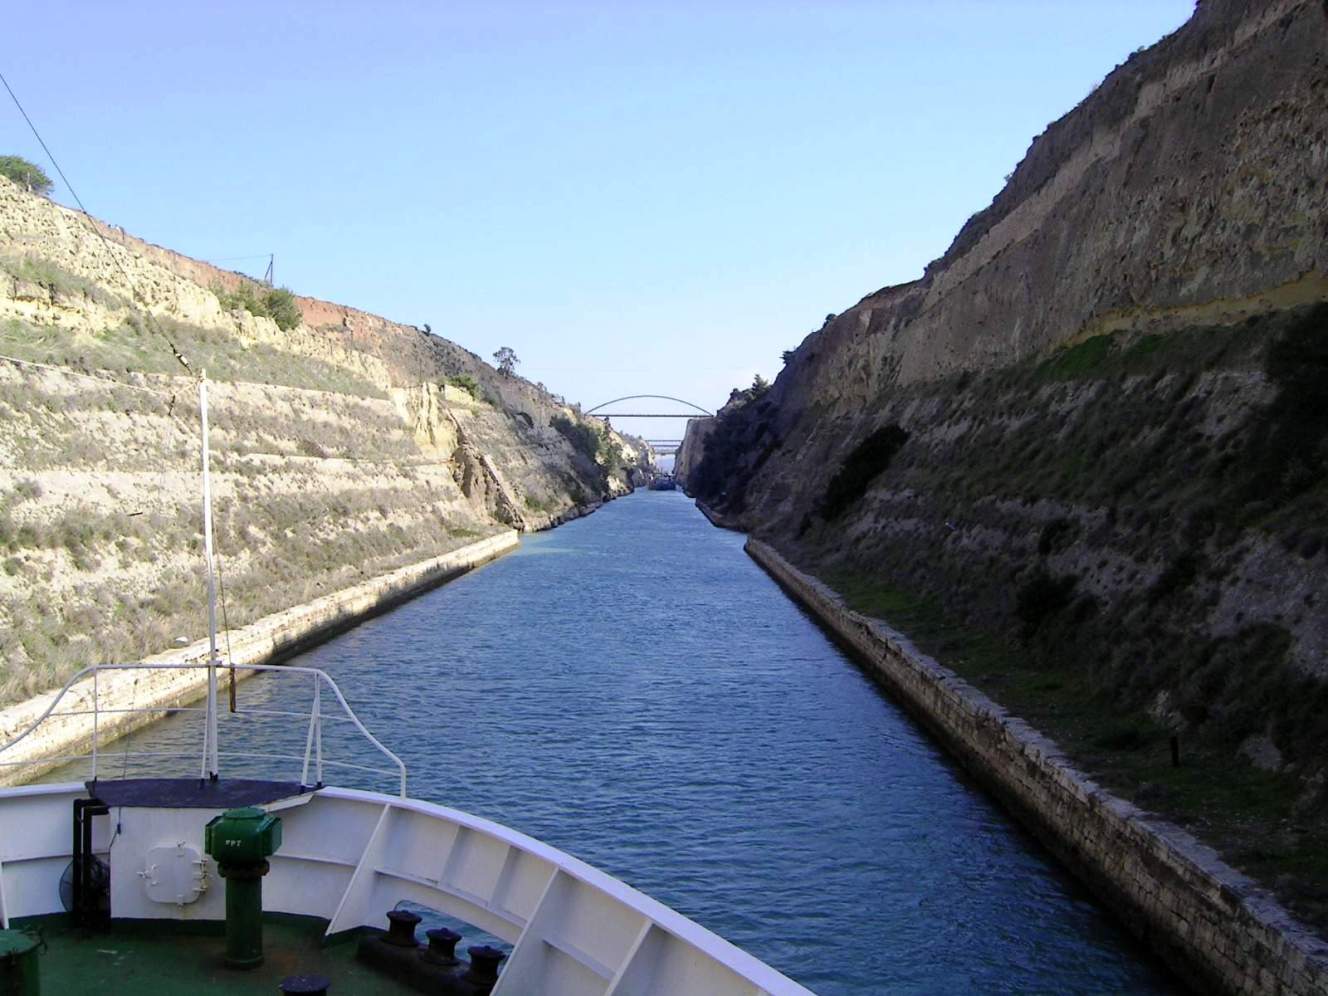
[14,915,414,995]
[0,928,42,994]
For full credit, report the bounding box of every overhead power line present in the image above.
[1,66,250,686]
[0,67,196,379]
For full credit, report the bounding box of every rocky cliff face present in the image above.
[691,0,1328,786]
[674,416,714,493]
[774,0,1328,410]
[0,176,646,704]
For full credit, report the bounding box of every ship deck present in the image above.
[15,913,415,994]
[0,780,813,995]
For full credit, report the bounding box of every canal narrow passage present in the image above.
[92,492,1180,993]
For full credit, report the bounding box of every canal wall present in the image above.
[696,499,740,532]
[0,531,519,786]
[746,539,1328,996]
[674,415,715,493]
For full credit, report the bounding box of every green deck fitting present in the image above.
[0,928,42,994]
[15,914,415,994]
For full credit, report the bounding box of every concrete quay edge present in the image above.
[0,530,520,786]
[746,537,1328,996]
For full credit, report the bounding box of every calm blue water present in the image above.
[79,492,1179,993]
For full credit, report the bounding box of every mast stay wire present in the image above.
[0,67,196,381]
[2,68,246,737]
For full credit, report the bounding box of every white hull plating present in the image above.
[0,781,813,995]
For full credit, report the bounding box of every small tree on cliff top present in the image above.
[0,155,52,196]
[263,286,301,331]
[493,346,519,377]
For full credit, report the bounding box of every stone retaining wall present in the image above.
[747,538,1328,996]
[696,500,739,531]
[0,531,519,786]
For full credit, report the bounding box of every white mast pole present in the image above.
[200,373,220,780]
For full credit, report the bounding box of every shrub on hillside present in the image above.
[1015,569,1078,638]
[0,155,52,196]
[448,374,479,398]
[214,281,302,330]
[263,287,302,330]
[551,414,601,462]
[1240,303,1328,508]
[819,424,910,521]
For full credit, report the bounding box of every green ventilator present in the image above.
[0,929,42,995]
[204,806,282,969]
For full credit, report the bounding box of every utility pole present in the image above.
[263,254,274,287]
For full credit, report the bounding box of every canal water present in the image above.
[79,491,1179,993]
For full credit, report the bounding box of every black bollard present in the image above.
[465,945,506,992]
[423,927,462,966]
[385,909,422,948]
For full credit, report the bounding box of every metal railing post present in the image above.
[91,668,98,781]
[301,676,318,786]
[314,681,324,787]
[0,662,407,795]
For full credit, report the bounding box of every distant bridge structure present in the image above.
[584,396,713,461]
[584,395,714,419]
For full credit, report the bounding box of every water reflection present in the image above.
[55,492,1182,994]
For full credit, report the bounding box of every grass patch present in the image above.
[1035,320,1262,384]
[0,487,504,706]
[0,255,123,308]
[213,281,302,331]
[1038,334,1113,379]
[523,493,555,513]
[1237,302,1328,513]
[818,424,909,520]
[1121,333,1166,363]
[0,315,384,398]
[550,414,618,484]
[446,374,479,398]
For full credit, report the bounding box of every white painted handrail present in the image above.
[0,663,408,796]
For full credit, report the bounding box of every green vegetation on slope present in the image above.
[799,307,1328,759]
[0,254,122,307]
[0,199,636,716]
[551,413,624,484]
[0,367,498,703]
[0,156,51,196]
[822,568,1328,931]
[695,301,1328,931]
[446,373,479,398]
[213,281,302,331]
[0,313,383,398]
[817,424,909,521]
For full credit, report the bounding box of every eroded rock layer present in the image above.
[690,0,1328,782]
[0,176,647,704]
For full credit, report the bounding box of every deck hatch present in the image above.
[87,778,311,809]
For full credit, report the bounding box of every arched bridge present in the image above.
[585,395,714,418]
[585,396,713,457]
[644,440,684,456]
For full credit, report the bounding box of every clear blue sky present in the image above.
[3,1,1192,439]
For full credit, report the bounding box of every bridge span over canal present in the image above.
[585,395,713,460]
